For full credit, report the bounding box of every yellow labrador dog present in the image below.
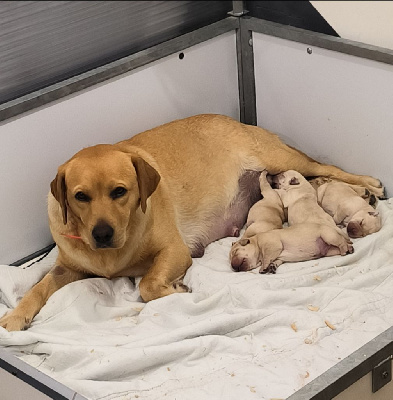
[0,114,384,331]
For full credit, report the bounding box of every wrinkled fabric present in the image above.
[0,199,393,400]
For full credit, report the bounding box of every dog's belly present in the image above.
[189,170,262,257]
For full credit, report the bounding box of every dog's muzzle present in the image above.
[92,221,114,248]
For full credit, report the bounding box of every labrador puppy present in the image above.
[230,223,353,273]
[273,170,346,237]
[317,181,382,238]
[308,176,377,207]
[0,114,382,331]
[242,170,285,238]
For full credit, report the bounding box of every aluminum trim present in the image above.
[287,326,393,400]
[244,17,393,66]
[0,348,87,400]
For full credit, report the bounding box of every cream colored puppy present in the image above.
[273,170,345,236]
[242,170,285,238]
[308,176,377,207]
[230,223,353,273]
[317,181,382,238]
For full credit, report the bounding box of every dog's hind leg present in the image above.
[258,140,384,198]
[257,237,283,274]
[319,227,354,256]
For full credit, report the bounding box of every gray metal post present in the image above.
[236,17,257,125]
[228,1,247,17]
[229,1,257,125]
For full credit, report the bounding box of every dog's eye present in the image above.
[75,191,90,202]
[111,187,127,199]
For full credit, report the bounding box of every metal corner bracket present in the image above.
[372,355,392,393]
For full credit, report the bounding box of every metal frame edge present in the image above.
[244,17,393,66]
[0,348,87,400]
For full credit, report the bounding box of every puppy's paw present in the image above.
[0,313,31,332]
[172,282,191,293]
[346,244,354,255]
[259,263,277,274]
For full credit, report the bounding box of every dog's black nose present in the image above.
[92,221,114,248]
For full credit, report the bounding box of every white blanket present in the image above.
[1,199,393,400]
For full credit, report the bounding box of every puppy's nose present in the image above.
[347,221,362,238]
[231,257,247,272]
[92,221,114,248]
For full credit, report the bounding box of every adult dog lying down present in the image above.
[0,114,384,331]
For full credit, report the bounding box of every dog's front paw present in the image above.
[0,313,31,332]
[172,281,191,293]
[259,263,277,274]
[346,244,354,255]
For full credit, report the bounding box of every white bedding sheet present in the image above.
[0,198,393,400]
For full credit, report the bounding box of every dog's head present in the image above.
[347,210,382,238]
[272,170,307,190]
[50,144,160,250]
[271,170,313,207]
[229,237,260,272]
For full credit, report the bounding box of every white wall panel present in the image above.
[254,32,393,197]
[0,32,238,264]
[311,1,393,50]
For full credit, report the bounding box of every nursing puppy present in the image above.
[308,176,377,207]
[317,181,382,238]
[0,114,381,331]
[230,223,353,273]
[273,170,346,237]
[242,170,285,238]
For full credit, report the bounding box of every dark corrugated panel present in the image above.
[0,1,232,104]
[245,1,338,37]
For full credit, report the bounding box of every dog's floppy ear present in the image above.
[238,238,250,246]
[132,156,161,213]
[289,177,300,185]
[50,166,68,225]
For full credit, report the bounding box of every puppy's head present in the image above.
[50,145,160,250]
[272,170,306,190]
[230,237,260,272]
[347,210,382,238]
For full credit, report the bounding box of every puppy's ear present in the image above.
[50,166,68,225]
[289,177,300,185]
[132,157,161,213]
[238,238,250,246]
